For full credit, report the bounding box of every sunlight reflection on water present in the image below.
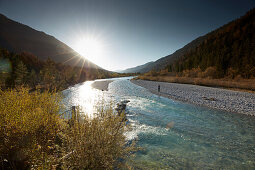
[63,77,255,169]
[76,81,97,116]
[62,80,109,117]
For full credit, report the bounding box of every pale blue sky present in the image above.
[0,0,254,71]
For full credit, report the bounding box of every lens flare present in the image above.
[73,35,104,65]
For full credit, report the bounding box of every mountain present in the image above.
[167,8,255,78]
[123,8,255,75]
[120,61,153,73]
[122,35,206,73]
[0,13,99,69]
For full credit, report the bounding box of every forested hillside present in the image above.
[166,8,255,78]
[121,35,205,73]
[0,48,116,91]
[0,13,98,68]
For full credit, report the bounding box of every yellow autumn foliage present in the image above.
[0,87,136,169]
[0,87,63,169]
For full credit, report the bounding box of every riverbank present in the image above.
[131,79,255,116]
[135,75,255,93]
[91,80,113,91]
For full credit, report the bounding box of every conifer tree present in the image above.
[29,69,37,88]
[15,61,28,85]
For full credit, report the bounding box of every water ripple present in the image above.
[63,77,255,169]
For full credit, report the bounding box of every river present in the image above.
[62,77,255,169]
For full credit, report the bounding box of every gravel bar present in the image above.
[131,79,255,116]
[91,80,113,91]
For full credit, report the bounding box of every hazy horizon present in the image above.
[0,0,254,71]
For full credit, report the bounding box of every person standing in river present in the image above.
[158,85,160,93]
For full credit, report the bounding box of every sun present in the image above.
[73,35,104,63]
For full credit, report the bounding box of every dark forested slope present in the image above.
[124,8,255,77]
[121,35,205,73]
[167,8,255,78]
[0,48,114,90]
[0,13,99,69]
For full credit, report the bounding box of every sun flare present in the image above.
[74,35,104,63]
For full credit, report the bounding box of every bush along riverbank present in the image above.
[135,68,255,93]
[0,87,137,169]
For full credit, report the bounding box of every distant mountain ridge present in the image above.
[166,7,255,78]
[120,61,154,73]
[121,35,206,73]
[122,8,255,74]
[0,13,99,69]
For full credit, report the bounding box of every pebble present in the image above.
[131,80,255,116]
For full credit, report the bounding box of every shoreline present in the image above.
[131,79,255,116]
[91,80,113,91]
[135,76,255,93]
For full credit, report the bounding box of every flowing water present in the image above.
[62,77,255,169]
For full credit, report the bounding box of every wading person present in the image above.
[158,85,160,93]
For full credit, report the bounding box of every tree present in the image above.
[28,69,37,88]
[40,59,58,89]
[15,61,28,85]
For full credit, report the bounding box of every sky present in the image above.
[0,0,254,71]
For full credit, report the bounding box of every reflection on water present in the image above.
[63,77,255,169]
[62,80,112,117]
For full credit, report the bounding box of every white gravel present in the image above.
[131,80,255,116]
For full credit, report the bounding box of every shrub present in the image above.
[0,88,136,169]
[201,67,217,78]
[159,69,168,76]
[226,67,238,79]
[61,107,136,169]
[144,70,158,77]
[183,68,202,78]
[0,87,63,169]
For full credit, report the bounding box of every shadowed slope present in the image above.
[0,13,99,69]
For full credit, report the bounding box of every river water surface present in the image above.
[62,77,255,169]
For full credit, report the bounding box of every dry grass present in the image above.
[137,75,255,93]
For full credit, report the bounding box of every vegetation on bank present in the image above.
[0,87,136,169]
[165,8,255,79]
[136,67,255,92]
[0,48,135,91]
[0,48,137,169]
[136,9,255,92]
